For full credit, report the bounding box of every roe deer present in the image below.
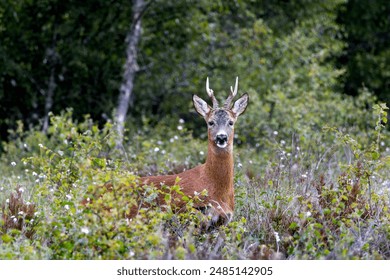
[139,77,249,225]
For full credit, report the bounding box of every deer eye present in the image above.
[208,121,215,126]
[228,121,234,126]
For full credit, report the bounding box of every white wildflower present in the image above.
[177,125,183,131]
[13,217,18,223]
[6,199,9,203]
[274,231,281,243]
[280,140,286,146]
[58,150,64,156]
[32,171,37,176]
[81,227,90,234]
[194,191,199,196]
[18,187,24,193]
[273,131,278,136]
[38,143,43,148]
[179,118,185,124]
[64,205,70,210]
[154,147,160,152]
[35,179,40,183]
[18,211,24,216]
[301,173,308,179]
[306,211,312,217]
[11,161,16,166]
[129,251,135,257]
[237,162,243,168]
[199,151,204,156]
[66,194,72,200]
[23,143,28,148]
[174,135,179,140]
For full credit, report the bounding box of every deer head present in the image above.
[193,77,249,150]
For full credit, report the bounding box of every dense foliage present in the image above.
[0,0,389,259]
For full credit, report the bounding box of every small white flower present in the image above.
[179,118,185,124]
[6,199,9,203]
[199,151,204,156]
[129,251,135,257]
[154,147,160,152]
[273,131,278,136]
[177,125,183,131]
[174,135,179,140]
[306,211,312,217]
[23,143,28,148]
[38,143,44,148]
[237,162,243,168]
[66,194,72,200]
[26,202,31,206]
[35,179,40,183]
[63,139,68,145]
[169,138,175,143]
[13,217,18,223]
[34,212,40,217]
[0,187,3,191]
[58,150,64,156]
[30,219,34,224]
[11,161,16,166]
[301,173,308,179]
[32,172,38,176]
[194,191,199,196]
[64,205,70,210]
[274,231,281,243]
[18,211,24,215]
[280,140,286,146]
[18,187,24,193]
[81,227,90,234]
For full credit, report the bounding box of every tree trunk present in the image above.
[115,0,145,148]
[42,66,56,134]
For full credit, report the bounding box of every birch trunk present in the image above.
[116,0,145,147]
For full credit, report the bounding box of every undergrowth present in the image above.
[0,104,389,259]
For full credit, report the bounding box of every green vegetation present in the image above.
[1,0,389,259]
[0,103,389,259]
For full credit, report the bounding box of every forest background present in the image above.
[0,0,390,260]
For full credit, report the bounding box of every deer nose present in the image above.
[215,134,228,146]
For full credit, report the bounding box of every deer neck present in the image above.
[205,142,234,189]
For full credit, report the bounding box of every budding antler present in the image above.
[206,77,219,109]
[224,77,238,109]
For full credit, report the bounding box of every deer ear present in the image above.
[193,95,211,117]
[232,93,249,117]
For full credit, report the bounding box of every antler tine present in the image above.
[224,76,239,109]
[206,77,219,109]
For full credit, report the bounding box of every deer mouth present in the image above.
[215,134,228,148]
